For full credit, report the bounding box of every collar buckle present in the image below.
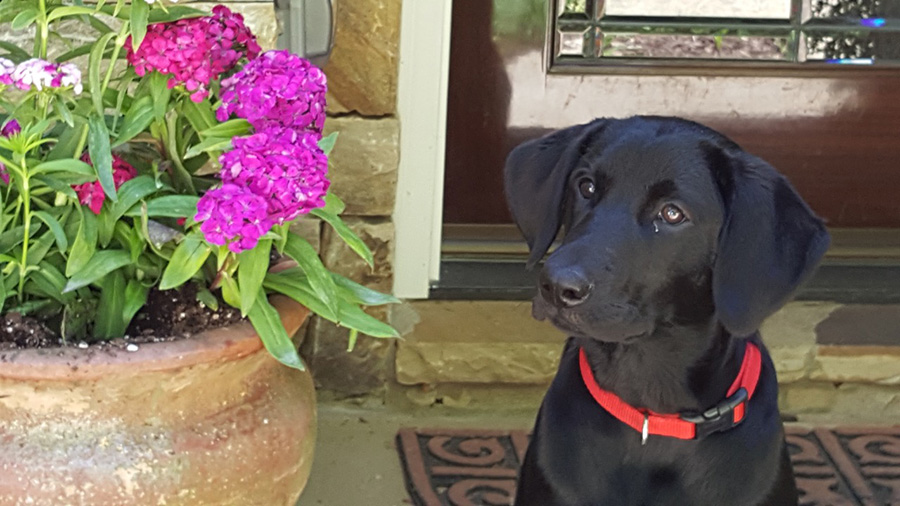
[681,387,749,439]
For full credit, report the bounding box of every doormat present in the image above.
[396,426,900,506]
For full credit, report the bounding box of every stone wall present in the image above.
[396,300,900,423]
[299,0,402,395]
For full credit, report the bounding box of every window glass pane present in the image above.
[600,31,792,60]
[804,29,900,62]
[558,29,591,56]
[558,0,592,18]
[810,0,900,20]
[603,0,792,19]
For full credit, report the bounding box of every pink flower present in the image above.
[194,183,273,253]
[126,6,259,103]
[0,164,8,185]
[216,50,326,132]
[0,57,14,85]
[72,154,137,214]
[8,59,83,94]
[12,59,57,91]
[1,119,19,137]
[218,126,329,224]
[54,63,83,95]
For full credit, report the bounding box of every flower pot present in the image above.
[0,296,314,506]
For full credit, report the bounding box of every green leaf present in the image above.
[0,41,29,61]
[148,72,173,121]
[310,208,374,266]
[321,192,346,214]
[95,270,127,339]
[183,136,231,159]
[147,6,205,23]
[110,175,161,221]
[347,328,359,352]
[63,249,132,293]
[32,211,68,251]
[336,300,400,338]
[180,98,216,133]
[263,270,335,321]
[122,279,149,329]
[196,287,219,311]
[31,158,94,177]
[88,112,116,202]
[318,132,338,155]
[31,263,70,304]
[237,239,271,316]
[200,119,251,139]
[47,6,97,22]
[130,0,150,51]
[46,120,86,161]
[32,176,82,197]
[54,99,75,127]
[10,8,37,30]
[333,273,400,305]
[26,232,55,267]
[125,195,200,219]
[66,209,98,277]
[159,234,211,290]
[283,233,339,318]
[247,293,305,371]
[89,32,117,116]
[220,274,241,309]
[114,96,154,146]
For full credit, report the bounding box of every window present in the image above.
[553,0,900,68]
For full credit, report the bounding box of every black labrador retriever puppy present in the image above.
[504,116,829,506]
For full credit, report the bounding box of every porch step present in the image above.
[395,300,900,423]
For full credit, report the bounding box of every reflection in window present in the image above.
[553,0,900,67]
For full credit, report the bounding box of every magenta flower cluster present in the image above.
[0,57,83,94]
[126,6,260,102]
[195,184,273,253]
[219,128,329,222]
[195,50,330,253]
[216,50,326,132]
[73,154,137,214]
[0,119,19,185]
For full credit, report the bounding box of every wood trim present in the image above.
[393,0,454,298]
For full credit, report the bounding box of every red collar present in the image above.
[578,342,762,443]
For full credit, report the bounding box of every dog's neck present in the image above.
[577,323,746,415]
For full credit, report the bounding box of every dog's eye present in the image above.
[658,204,687,225]
[578,179,595,198]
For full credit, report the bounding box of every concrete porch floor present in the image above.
[298,402,536,505]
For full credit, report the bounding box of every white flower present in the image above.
[0,57,14,78]
[12,58,57,91]
[57,63,83,95]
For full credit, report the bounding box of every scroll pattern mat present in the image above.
[396,426,900,506]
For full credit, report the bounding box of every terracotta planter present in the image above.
[0,296,315,506]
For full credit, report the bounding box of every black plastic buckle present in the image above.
[681,387,749,440]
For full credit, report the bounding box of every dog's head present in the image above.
[505,116,829,342]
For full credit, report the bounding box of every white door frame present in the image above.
[393,0,454,299]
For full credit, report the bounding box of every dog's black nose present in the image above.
[539,268,592,308]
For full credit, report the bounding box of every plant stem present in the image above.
[17,166,31,300]
[72,124,89,158]
[102,24,130,94]
[37,0,49,59]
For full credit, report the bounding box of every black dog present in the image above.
[504,116,829,506]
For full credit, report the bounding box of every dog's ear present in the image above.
[707,143,830,336]
[504,120,608,269]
